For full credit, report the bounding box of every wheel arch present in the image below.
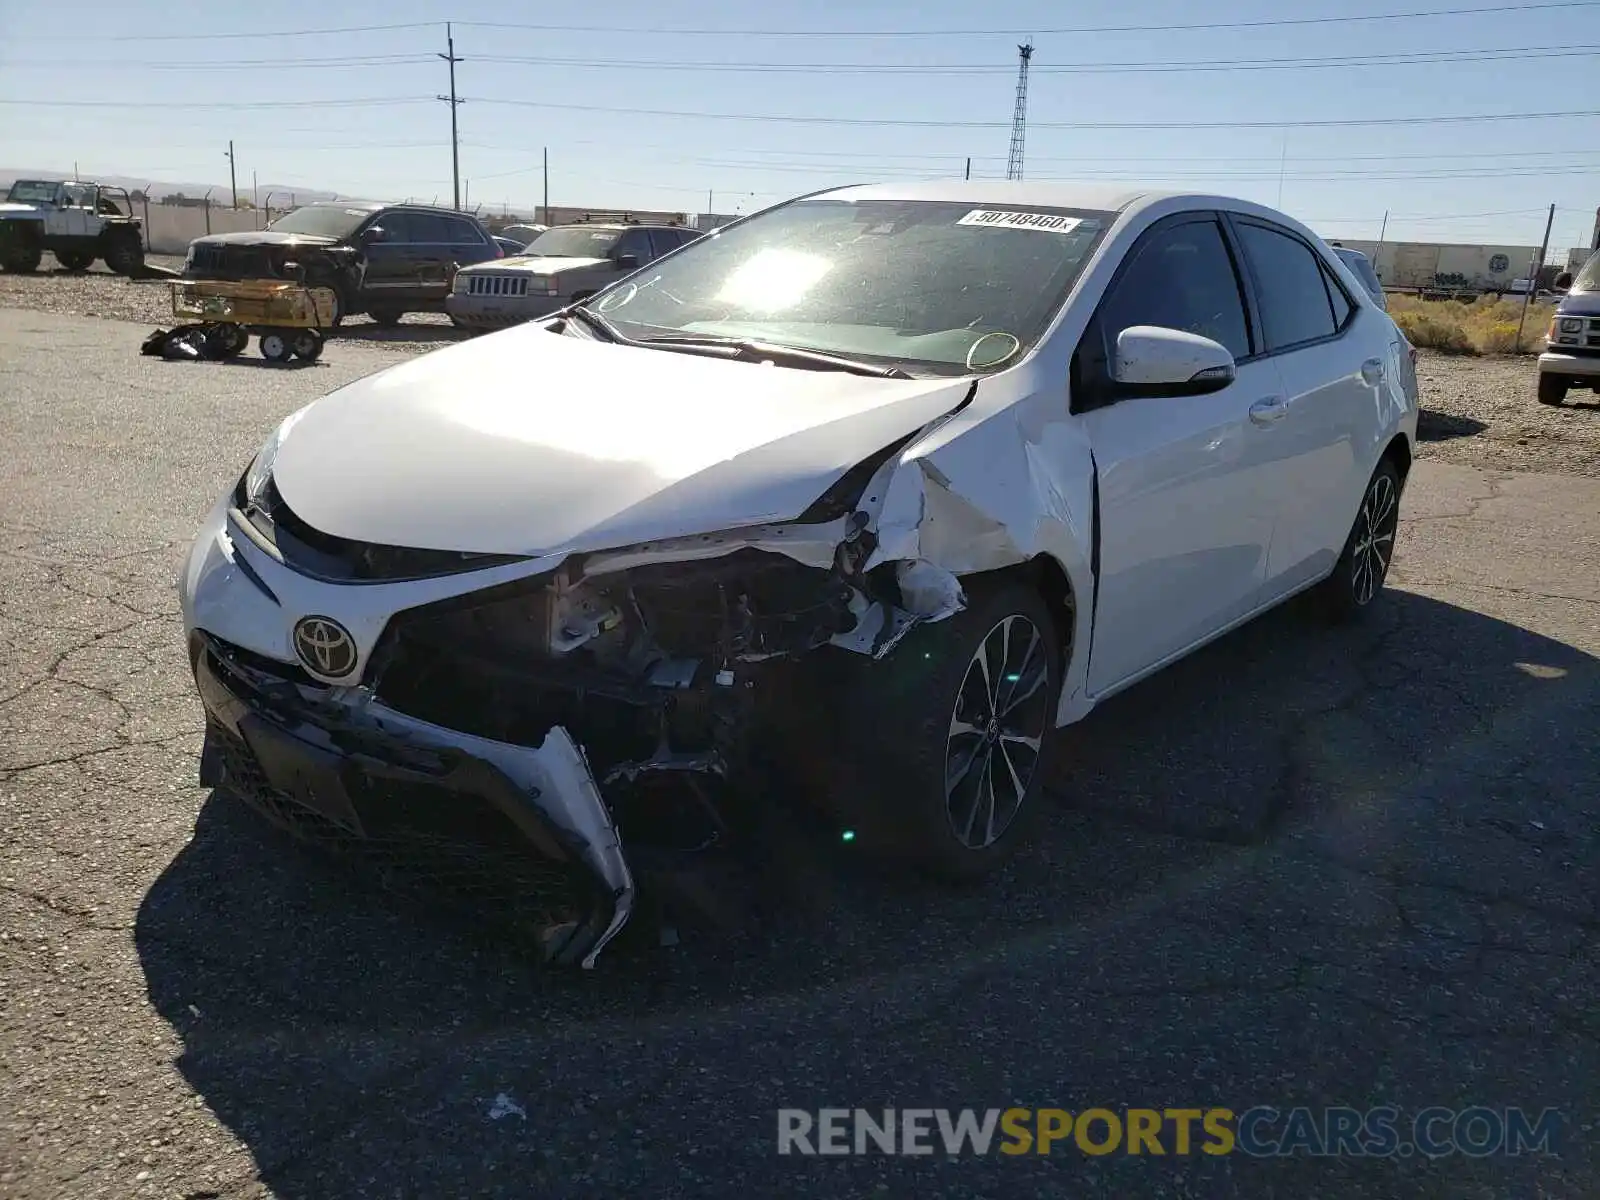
[1380,431,1413,484]
[955,553,1080,682]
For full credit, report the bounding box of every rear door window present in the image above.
[1235,221,1342,351]
[447,216,486,246]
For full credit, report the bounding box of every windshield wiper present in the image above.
[562,304,625,342]
[635,334,911,378]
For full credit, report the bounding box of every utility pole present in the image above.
[252,171,258,208]
[543,147,549,224]
[225,141,238,208]
[965,157,971,180]
[1516,203,1556,352]
[437,23,464,210]
[1374,209,1389,285]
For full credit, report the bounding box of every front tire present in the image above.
[55,250,95,271]
[259,331,293,363]
[366,305,405,327]
[1537,374,1568,406]
[0,224,43,273]
[839,580,1062,880]
[1320,459,1403,622]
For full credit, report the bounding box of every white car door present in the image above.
[1229,218,1384,599]
[1076,213,1285,696]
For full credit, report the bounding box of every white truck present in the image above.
[0,179,145,275]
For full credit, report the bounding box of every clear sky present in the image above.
[2,0,1598,254]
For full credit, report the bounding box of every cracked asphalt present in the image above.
[2,308,1599,1199]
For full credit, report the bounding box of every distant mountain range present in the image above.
[0,168,344,204]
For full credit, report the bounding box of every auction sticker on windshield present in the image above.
[957,210,1083,233]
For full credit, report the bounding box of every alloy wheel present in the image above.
[944,614,1052,850]
[1350,472,1399,606]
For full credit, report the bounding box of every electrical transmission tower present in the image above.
[1006,43,1034,182]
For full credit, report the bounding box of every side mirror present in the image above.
[614,253,641,271]
[362,226,386,244]
[1113,325,1236,397]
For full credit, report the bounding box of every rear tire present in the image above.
[290,329,324,362]
[1319,459,1403,623]
[834,579,1062,881]
[367,306,404,327]
[1537,374,1568,406]
[102,230,144,276]
[55,250,95,272]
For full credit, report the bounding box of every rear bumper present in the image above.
[190,630,634,968]
[445,290,565,329]
[1538,350,1600,380]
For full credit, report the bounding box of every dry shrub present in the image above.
[1386,294,1555,355]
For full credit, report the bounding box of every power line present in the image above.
[455,2,1600,37]
[18,45,1600,75]
[463,44,1600,75]
[465,97,1600,130]
[14,21,441,42]
[4,54,435,70]
[0,97,430,110]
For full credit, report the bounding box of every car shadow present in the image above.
[133,588,1599,1196]
[1416,409,1488,441]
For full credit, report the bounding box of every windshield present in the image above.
[524,226,625,258]
[266,205,374,239]
[584,198,1111,374]
[6,180,59,204]
[1572,248,1600,294]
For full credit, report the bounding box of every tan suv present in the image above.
[446,221,701,331]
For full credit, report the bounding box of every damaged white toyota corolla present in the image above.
[180,183,1419,966]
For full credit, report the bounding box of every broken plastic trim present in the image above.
[346,704,635,970]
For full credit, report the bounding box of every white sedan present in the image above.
[180,182,1418,967]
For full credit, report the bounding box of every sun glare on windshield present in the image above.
[713,248,834,314]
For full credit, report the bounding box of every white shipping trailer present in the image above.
[1328,239,1540,292]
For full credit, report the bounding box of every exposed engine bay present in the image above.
[362,540,959,862]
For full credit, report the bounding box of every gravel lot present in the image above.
[2,308,1599,1199]
[4,265,1599,477]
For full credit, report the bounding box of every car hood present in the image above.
[271,325,974,556]
[190,230,342,247]
[474,255,609,276]
[0,202,43,216]
[1558,290,1600,317]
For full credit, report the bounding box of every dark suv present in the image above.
[181,201,502,327]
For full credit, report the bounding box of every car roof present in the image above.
[805,181,1335,228]
[558,222,686,231]
[301,200,476,217]
[810,181,1158,213]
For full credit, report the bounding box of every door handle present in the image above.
[1249,396,1288,425]
[1361,357,1386,385]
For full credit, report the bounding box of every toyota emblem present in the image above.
[292,616,359,679]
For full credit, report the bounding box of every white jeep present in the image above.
[0,179,146,275]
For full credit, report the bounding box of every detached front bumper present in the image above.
[445,289,566,330]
